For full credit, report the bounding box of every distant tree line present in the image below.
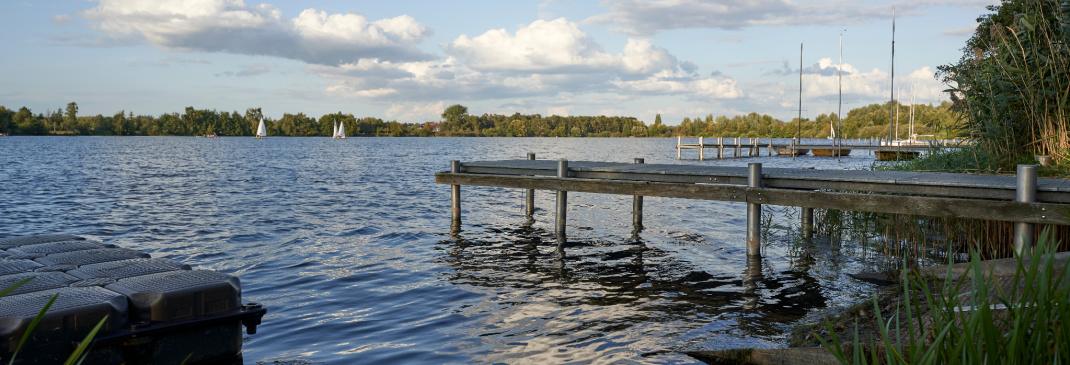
[0,101,962,139]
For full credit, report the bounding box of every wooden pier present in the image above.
[437,157,1069,257]
[675,137,960,160]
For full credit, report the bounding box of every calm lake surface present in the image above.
[1,136,889,364]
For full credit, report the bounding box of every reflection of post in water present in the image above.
[742,254,763,310]
[450,220,462,236]
[554,232,567,272]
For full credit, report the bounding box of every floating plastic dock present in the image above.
[0,234,265,364]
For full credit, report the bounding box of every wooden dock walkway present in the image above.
[674,136,962,160]
[437,157,1067,257]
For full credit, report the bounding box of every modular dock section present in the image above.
[437,157,1070,256]
[0,234,265,365]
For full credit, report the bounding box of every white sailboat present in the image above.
[255,117,267,139]
[334,120,346,139]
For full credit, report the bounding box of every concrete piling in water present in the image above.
[556,160,569,236]
[451,160,461,227]
[1014,164,1037,255]
[633,158,644,230]
[747,163,762,256]
[525,153,536,216]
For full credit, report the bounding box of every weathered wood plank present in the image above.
[454,160,1070,203]
[435,172,1070,225]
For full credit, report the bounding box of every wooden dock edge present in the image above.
[436,172,1070,225]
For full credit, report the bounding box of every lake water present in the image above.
[0,136,886,364]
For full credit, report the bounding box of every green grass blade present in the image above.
[0,277,33,298]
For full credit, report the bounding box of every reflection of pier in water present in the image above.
[441,221,827,359]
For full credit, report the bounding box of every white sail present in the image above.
[333,121,338,138]
[337,121,345,138]
[256,117,267,138]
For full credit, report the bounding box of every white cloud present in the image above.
[546,106,572,116]
[444,18,677,77]
[585,0,1000,36]
[51,14,72,25]
[153,55,211,66]
[78,0,434,64]
[941,25,977,36]
[384,101,446,121]
[217,62,277,77]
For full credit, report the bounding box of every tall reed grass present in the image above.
[940,0,1070,168]
[817,229,1070,364]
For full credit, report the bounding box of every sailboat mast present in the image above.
[837,33,842,142]
[910,81,916,140]
[798,42,803,140]
[888,7,896,142]
[838,33,843,161]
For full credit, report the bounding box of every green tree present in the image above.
[441,104,469,131]
[64,102,78,129]
[0,106,13,134]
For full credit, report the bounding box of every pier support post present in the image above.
[556,160,569,236]
[736,138,741,158]
[768,138,773,156]
[1014,164,1037,255]
[633,158,644,230]
[525,153,536,216]
[747,163,762,256]
[451,160,462,227]
[801,207,814,241]
[677,136,681,159]
[718,138,724,159]
[699,136,704,160]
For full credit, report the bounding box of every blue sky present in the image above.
[1,0,997,125]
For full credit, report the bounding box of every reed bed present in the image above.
[806,207,1070,268]
[817,230,1070,364]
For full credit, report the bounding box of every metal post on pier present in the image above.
[735,138,741,158]
[556,160,569,236]
[768,138,773,156]
[525,153,536,216]
[718,138,724,159]
[747,163,762,256]
[633,158,644,230]
[451,160,462,229]
[1014,164,1037,255]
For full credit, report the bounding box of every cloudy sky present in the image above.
[1,0,996,124]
